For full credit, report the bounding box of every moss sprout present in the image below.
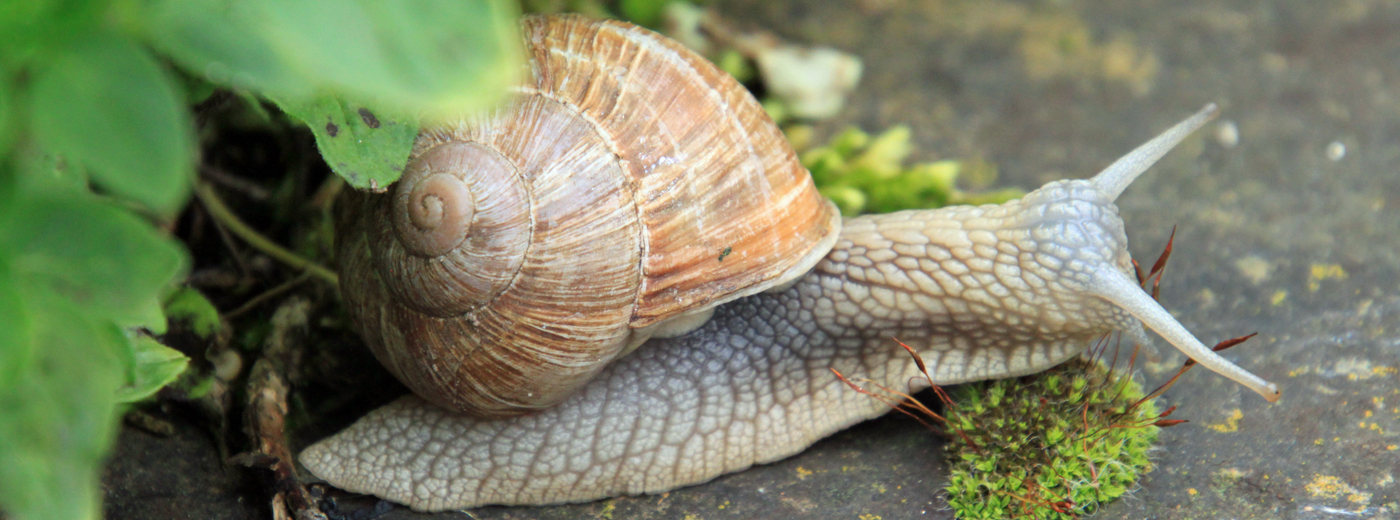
[943,358,1161,519]
[791,124,1023,216]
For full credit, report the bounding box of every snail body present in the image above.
[304,15,1279,511]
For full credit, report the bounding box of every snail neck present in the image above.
[803,187,1141,387]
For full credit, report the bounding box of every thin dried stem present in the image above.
[195,181,340,286]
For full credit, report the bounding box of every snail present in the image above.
[301,14,1280,512]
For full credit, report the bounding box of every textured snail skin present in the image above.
[301,105,1279,510]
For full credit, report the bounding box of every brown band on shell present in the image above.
[523,16,839,327]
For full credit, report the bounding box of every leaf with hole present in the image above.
[275,94,418,189]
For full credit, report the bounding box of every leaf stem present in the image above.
[194,181,339,287]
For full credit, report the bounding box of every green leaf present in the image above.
[0,265,31,395]
[141,0,320,97]
[0,74,12,161]
[121,296,171,335]
[148,0,522,187]
[0,291,125,520]
[274,93,418,188]
[0,0,105,58]
[1101,483,1127,498]
[28,33,194,214]
[163,286,223,338]
[259,0,522,118]
[11,147,91,197]
[152,0,521,118]
[818,184,866,216]
[620,0,672,27]
[1,192,188,324]
[0,182,189,520]
[114,335,190,403]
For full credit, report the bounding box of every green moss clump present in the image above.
[943,358,1160,519]
[790,125,1023,216]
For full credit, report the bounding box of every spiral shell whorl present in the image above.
[375,142,533,318]
[392,168,474,258]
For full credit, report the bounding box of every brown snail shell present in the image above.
[335,14,841,418]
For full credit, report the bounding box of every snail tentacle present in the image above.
[1091,103,1219,201]
[1088,267,1281,402]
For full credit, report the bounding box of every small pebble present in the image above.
[1215,120,1240,148]
[1326,141,1346,161]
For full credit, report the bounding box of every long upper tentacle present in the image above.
[1091,103,1219,200]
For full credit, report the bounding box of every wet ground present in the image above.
[105,0,1400,519]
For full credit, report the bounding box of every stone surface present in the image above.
[104,0,1400,519]
[103,415,261,520]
